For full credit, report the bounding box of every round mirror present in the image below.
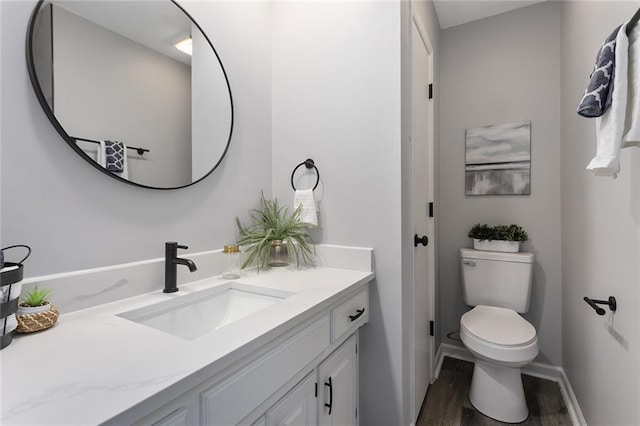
[27,0,233,189]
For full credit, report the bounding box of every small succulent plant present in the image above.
[20,286,51,307]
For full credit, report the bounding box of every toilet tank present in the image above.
[460,248,534,313]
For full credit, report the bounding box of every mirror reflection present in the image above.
[28,0,233,189]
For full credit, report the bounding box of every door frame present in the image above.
[409,8,436,423]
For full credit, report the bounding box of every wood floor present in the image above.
[417,357,572,426]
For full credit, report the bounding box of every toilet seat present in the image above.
[460,305,538,366]
[462,305,536,346]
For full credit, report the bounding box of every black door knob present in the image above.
[414,234,429,247]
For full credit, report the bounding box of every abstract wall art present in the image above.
[465,121,531,195]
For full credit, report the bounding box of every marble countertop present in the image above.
[1,265,374,425]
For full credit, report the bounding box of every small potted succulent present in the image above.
[468,223,528,253]
[16,286,59,333]
[236,193,315,269]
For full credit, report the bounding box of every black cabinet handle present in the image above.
[324,376,333,415]
[349,308,365,322]
[414,234,429,247]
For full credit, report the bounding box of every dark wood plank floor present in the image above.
[417,357,572,426]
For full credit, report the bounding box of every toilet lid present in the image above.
[461,305,536,346]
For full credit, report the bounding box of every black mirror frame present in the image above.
[25,0,234,190]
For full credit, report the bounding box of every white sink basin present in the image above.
[118,283,293,340]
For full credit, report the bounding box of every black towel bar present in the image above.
[71,136,149,155]
[583,296,617,316]
[291,159,320,191]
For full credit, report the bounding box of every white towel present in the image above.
[97,140,129,179]
[622,24,640,147]
[294,189,318,228]
[0,265,22,302]
[117,142,129,180]
[587,23,629,178]
[0,282,22,302]
[0,264,18,274]
[96,141,107,168]
[2,314,17,335]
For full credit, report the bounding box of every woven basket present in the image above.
[16,305,59,333]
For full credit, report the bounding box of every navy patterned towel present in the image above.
[104,140,125,172]
[577,25,622,118]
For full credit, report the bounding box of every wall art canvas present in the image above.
[465,121,531,195]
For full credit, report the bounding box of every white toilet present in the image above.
[459,248,538,423]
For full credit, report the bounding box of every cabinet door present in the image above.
[132,393,199,426]
[267,372,317,426]
[318,335,357,426]
[200,316,330,425]
[151,408,189,426]
[252,415,267,426]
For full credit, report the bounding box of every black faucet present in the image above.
[164,242,197,293]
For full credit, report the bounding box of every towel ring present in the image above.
[291,159,320,191]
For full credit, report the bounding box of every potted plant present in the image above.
[236,193,315,269]
[16,286,59,333]
[468,223,528,253]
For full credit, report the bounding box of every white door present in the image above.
[318,336,357,426]
[411,13,435,422]
[266,372,317,426]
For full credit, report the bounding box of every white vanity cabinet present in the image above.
[130,285,368,426]
[266,372,317,426]
[150,408,190,426]
[261,335,358,426]
[318,335,358,426]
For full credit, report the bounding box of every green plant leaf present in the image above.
[467,223,528,242]
[21,286,51,307]
[236,193,315,269]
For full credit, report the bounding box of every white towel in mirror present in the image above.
[96,141,107,168]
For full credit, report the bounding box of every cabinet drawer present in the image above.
[200,315,330,425]
[331,288,368,342]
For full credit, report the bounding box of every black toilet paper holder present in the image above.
[583,296,617,316]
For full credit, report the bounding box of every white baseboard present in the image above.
[435,343,586,426]
[558,368,587,426]
[434,342,473,379]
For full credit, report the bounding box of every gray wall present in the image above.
[561,2,640,423]
[53,5,193,188]
[1,0,272,277]
[191,22,232,182]
[438,1,562,366]
[270,2,409,424]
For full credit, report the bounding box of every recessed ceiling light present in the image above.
[174,37,192,56]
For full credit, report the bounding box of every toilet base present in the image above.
[469,359,528,423]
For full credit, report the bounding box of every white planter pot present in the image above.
[17,302,52,315]
[473,239,520,253]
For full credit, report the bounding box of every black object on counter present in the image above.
[1,245,31,349]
